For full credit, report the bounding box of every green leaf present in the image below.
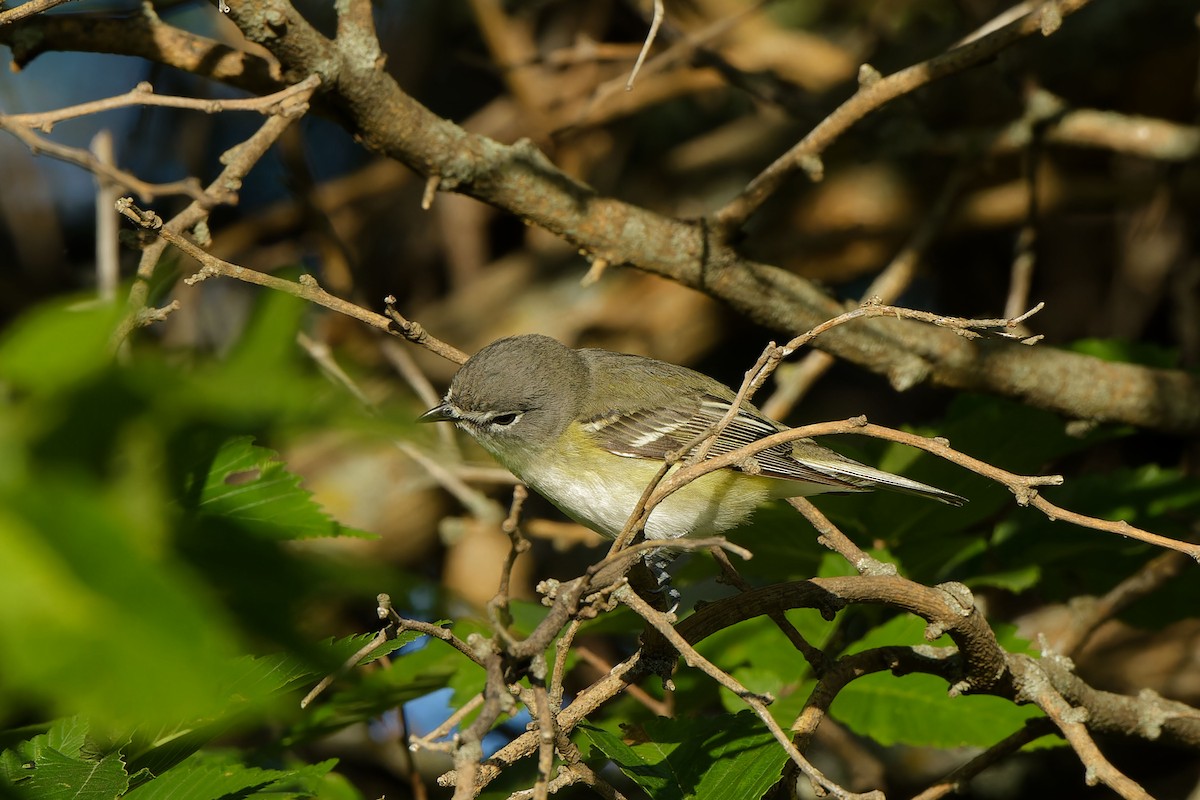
[195,437,363,539]
[833,671,1042,748]
[123,752,336,800]
[6,741,130,800]
[0,298,120,394]
[1068,339,1178,368]
[0,492,245,728]
[811,394,1121,585]
[964,565,1041,593]
[716,503,826,584]
[579,713,787,800]
[833,615,1042,748]
[981,465,1200,626]
[690,608,828,725]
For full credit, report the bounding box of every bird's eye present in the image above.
[491,413,520,426]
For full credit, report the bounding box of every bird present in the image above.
[420,334,964,542]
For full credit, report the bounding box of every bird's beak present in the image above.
[418,403,457,423]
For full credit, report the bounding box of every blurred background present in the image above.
[2,0,1199,797]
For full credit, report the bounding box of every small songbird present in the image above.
[420,334,964,541]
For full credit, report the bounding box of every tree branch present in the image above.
[0,4,282,92]
[214,0,1200,435]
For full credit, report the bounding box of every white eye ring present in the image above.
[490,412,522,427]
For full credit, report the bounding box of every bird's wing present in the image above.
[582,393,866,490]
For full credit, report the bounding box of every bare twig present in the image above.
[398,441,502,523]
[911,718,1057,800]
[410,693,485,752]
[112,74,321,349]
[569,1,767,132]
[117,199,392,328]
[298,332,373,407]
[384,297,469,364]
[709,545,829,672]
[90,130,120,302]
[1026,494,1200,561]
[114,198,471,367]
[301,627,390,709]
[0,118,206,202]
[8,78,324,131]
[1004,86,1055,322]
[786,497,876,571]
[625,0,664,91]
[381,339,461,453]
[1055,551,1192,657]
[617,584,881,800]
[530,664,555,800]
[648,416,1200,560]
[713,0,1095,230]
[0,0,79,25]
[487,485,532,643]
[380,608,483,666]
[549,619,583,712]
[1011,656,1153,800]
[762,166,972,418]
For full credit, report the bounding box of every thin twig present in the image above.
[709,546,829,672]
[530,664,556,800]
[8,78,324,130]
[1011,656,1153,800]
[298,332,373,407]
[617,584,880,800]
[384,296,469,364]
[762,165,971,418]
[301,627,391,709]
[713,0,1095,230]
[90,130,120,303]
[1055,551,1192,657]
[1005,85,1053,322]
[487,485,532,644]
[911,718,1057,800]
[410,693,485,752]
[625,0,664,91]
[0,0,80,25]
[112,75,321,350]
[381,338,460,453]
[567,1,768,131]
[574,646,671,717]
[0,119,206,202]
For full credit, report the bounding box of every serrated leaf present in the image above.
[227,632,414,698]
[121,755,320,800]
[196,437,363,539]
[579,723,680,800]
[580,713,787,800]
[12,746,129,800]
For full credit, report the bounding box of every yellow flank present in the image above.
[497,422,783,540]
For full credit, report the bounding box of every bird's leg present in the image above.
[636,547,682,614]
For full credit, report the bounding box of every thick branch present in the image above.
[676,580,1200,750]
[0,6,282,93]
[219,1,1200,435]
